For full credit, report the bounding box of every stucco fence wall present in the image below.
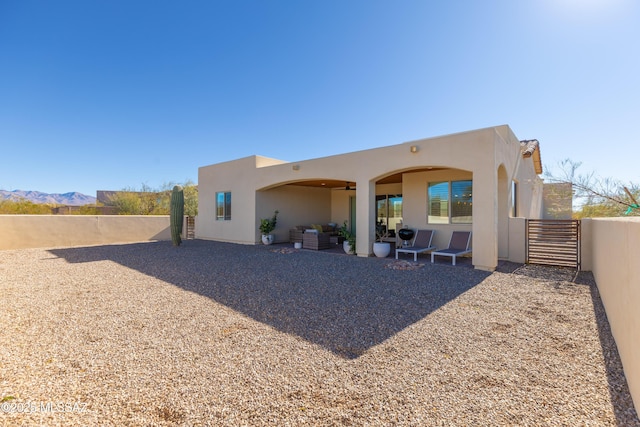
[0,215,175,250]
[580,217,640,411]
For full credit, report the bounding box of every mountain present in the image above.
[0,190,97,206]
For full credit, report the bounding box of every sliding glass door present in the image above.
[376,194,402,237]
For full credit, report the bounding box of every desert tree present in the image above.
[0,199,53,214]
[159,181,197,217]
[71,203,104,215]
[182,181,198,217]
[109,190,143,215]
[545,159,639,218]
[109,182,197,215]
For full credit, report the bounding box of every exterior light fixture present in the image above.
[410,145,418,153]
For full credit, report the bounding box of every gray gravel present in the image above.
[0,240,638,426]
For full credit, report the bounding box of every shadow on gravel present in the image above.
[49,240,490,360]
[504,262,639,425]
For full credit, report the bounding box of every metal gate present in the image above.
[526,219,580,268]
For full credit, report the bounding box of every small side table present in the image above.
[330,235,345,245]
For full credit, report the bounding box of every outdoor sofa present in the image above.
[288,224,340,250]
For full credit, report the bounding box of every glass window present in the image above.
[451,180,472,224]
[511,181,518,217]
[428,182,449,224]
[428,180,472,224]
[216,192,231,220]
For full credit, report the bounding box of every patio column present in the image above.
[472,168,498,271]
[355,179,375,257]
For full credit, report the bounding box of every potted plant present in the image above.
[259,210,279,245]
[338,220,356,254]
[373,222,391,258]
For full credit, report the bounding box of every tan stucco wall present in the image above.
[586,217,640,410]
[580,218,593,271]
[507,217,527,263]
[0,215,172,250]
[197,156,261,244]
[197,157,335,244]
[197,125,544,270]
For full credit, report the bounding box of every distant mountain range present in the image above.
[0,190,96,206]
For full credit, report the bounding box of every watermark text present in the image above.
[1,401,87,413]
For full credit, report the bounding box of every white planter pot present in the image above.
[373,242,391,258]
[261,234,274,245]
[294,242,302,249]
[343,240,353,254]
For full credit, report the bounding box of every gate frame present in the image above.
[526,219,581,269]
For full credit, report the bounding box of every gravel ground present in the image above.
[0,240,638,426]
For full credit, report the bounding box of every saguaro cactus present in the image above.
[170,185,184,246]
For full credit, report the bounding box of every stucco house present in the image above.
[197,125,546,271]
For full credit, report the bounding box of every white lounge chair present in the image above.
[431,231,472,266]
[395,229,435,261]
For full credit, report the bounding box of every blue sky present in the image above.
[1,0,638,196]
